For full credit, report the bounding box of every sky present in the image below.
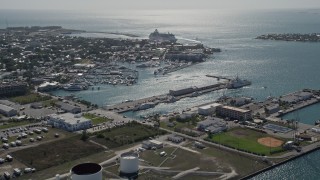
[1,0,320,11]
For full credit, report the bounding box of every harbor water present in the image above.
[1,8,320,178]
[250,149,320,180]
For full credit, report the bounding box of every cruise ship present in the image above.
[149,29,177,43]
[227,76,251,89]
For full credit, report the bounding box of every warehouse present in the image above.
[0,104,17,117]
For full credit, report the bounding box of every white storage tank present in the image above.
[119,152,139,174]
[70,163,102,180]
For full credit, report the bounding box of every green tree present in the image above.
[81,130,89,141]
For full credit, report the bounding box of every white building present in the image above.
[198,103,222,115]
[47,113,92,132]
[217,105,251,121]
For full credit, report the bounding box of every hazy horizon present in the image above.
[1,0,320,11]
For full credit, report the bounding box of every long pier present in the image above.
[205,74,231,81]
[104,82,229,113]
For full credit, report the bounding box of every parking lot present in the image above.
[0,123,45,139]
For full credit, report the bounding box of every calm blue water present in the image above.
[1,8,320,178]
[282,103,320,125]
[251,150,320,180]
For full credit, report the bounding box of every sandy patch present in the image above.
[257,137,283,147]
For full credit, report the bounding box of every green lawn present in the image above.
[92,121,166,149]
[208,127,285,155]
[160,115,204,131]
[42,99,57,107]
[22,151,115,180]
[12,135,105,171]
[139,147,177,166]
[10,93,52,105]
[83,113,110,125]
[199,145,269,177]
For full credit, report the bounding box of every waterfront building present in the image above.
[198,103,222,115]
[217,105,251,121]
[0,82,27,97]
[265,104,280,114]
[47,113,91,132]
[280,91,313,104]
[228,97,252,107]
[55,101,81,114]
[0,104,17,117]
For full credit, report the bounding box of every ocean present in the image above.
[1,8,320,178]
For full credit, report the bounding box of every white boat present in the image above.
[63,84,83,91]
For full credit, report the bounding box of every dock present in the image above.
[104,82,229,113]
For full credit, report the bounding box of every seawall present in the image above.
[241,146,320,180]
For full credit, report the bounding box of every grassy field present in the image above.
[41,99,57,107]
[11,135,105,171]
[159,115,205,132]
[83,113,110,125]
[160,121,196,131]
[199,145,269,178]
[10,93,51,105]
[139,147,177,166]
[92,121,166,149]
[207,127,285,155]
[21,151,115,180]
[0,121,32,130]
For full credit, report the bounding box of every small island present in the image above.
[256,33,320,42]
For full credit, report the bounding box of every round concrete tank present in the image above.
[70,163,102,180]
[119,152,139,174]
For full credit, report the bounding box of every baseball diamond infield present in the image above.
[258,137,284,148]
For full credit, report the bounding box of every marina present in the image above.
[104,81,230,113]
[1,8,320,179]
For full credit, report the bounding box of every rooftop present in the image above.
[49,113,90,125]
[221,106,251,113]
[199,103,222,110]
[0,104,15,112]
